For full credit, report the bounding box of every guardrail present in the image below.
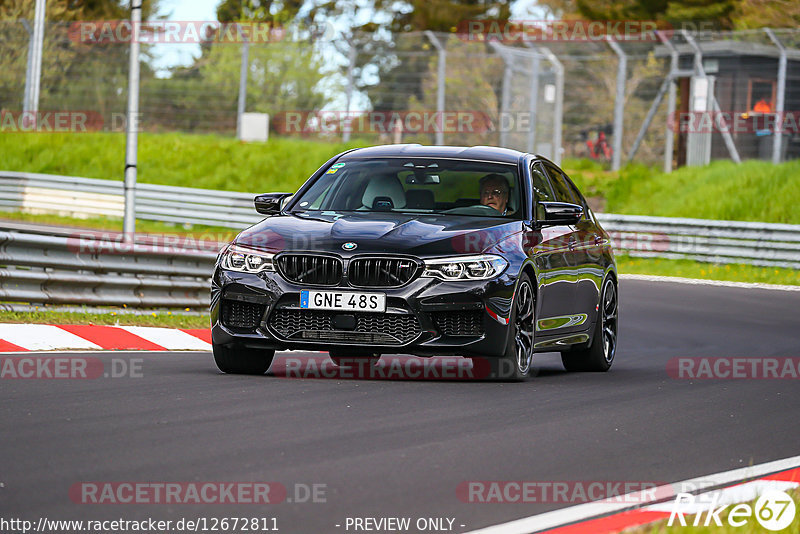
[0,170,263,229]
[596,213,800,269]
[0,223,218,309]
[1,171,798,310]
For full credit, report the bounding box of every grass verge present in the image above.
[4,133,800,224]
[0,132,364,193]
[564,158,800,225]
[0,310,210,329]
[616,255,800,286]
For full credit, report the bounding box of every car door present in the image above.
[525,162,579,332]
[542,162,603,330]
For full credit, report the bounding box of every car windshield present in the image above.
[290,158,522,219]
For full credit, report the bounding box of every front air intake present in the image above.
[348,257,420,287]
[276,254,342,286]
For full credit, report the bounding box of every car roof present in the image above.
[338,144,528,165]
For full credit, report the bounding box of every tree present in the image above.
[0,0,162,130]
[538,0,744,30]
[0,0,159,21]
[408,36,502,145]
[201,40,331,115]
[216,0,304,25]
[732,0,800,29]
[305,0,513,113]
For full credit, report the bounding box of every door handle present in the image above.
[568,236,577,250]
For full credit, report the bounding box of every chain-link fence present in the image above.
[2,20,800,170]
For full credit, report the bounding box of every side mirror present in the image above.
[539,201,583,226]
[254,193,293,215]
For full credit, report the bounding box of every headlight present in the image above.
[422,255,508,281]
[219,244,275,273]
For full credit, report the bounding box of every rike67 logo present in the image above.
[669,490,796,531]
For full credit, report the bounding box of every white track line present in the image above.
[465,454,800,534]
[620,273,800,292]
[0,324,101,351]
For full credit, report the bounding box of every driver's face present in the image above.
[480,182,509,213]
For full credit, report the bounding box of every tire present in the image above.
[561,277,618,372]
[213,343,274,375]
[491,273,536,380]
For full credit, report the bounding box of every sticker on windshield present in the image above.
[327,163,346,174]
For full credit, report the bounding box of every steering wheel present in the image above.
[442,204,503,216]
[474,204,503,214]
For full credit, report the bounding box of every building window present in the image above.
[748,79,776,113]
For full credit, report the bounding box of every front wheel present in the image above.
[213,344,274,375]
[492,273,535,380]
[561,277,618,372]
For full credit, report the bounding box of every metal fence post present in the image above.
[235,27,250,140]
[765,28,786,164]
[21,19,34,114]
[525,46,540,153]
[123,0,142,241]
[499,58,512,148]
[425,31,446,145]
[538,47,563,165]
[626,31,678,167]
[661,31,678,173]
[681,30,741,164]
[342,40,356,143]
[24,0,46,118]
[606,37,626,172]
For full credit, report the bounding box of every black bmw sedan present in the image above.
[211,144,617,379]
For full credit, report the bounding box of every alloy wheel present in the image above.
[601,279,618,364]
[514,281,535,374]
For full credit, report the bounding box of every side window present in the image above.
[531,163,555,221]
[546,164,589,221]
[544,164,578,205]
[564,179,587,214]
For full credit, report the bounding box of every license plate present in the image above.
[300,290,386,313]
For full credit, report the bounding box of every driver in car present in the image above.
[479,174,511,215]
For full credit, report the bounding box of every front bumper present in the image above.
[210,266,517,358]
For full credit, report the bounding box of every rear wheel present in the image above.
[492,273,535,380]
[213,344,274,375]
[561,277,617,372]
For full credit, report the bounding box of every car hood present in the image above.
[235,212,523,257]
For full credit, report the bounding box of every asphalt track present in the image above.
[1,279,799,533]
